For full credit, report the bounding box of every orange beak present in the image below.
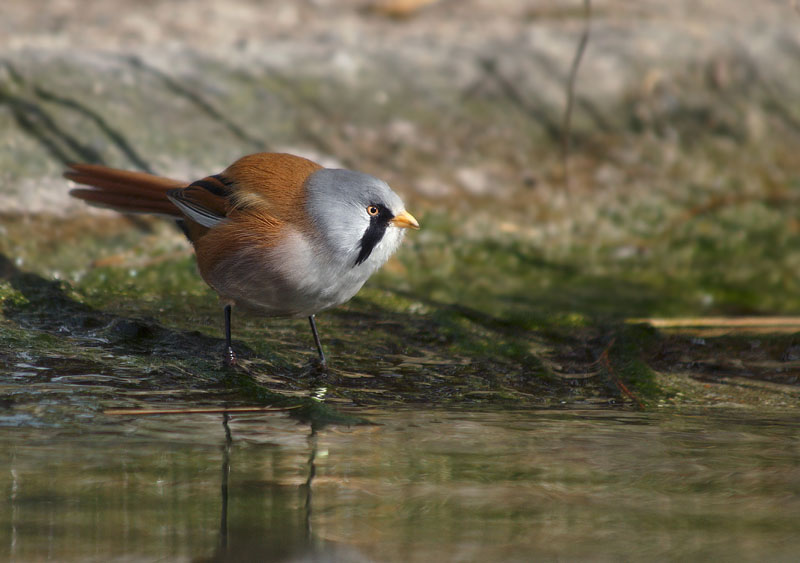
[391,209,420,230]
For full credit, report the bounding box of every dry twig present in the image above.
[105,405,301,416]
[598,338,645,409]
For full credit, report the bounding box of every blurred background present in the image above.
[2,2,800,561]
[2,0,800,400]
[4,0,800,314]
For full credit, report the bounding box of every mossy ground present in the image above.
[2,205,799,418]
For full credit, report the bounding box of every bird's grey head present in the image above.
[305,168,409,268]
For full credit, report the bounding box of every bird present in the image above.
[65,152,419,367]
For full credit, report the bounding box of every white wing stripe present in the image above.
[167,194,225,228]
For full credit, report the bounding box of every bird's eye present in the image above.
[367,205,379,216]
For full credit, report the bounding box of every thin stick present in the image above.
[105,405,302,416]
[562,0,592,191]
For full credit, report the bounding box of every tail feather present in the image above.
[69,188,179,215]
[65,163,186,216]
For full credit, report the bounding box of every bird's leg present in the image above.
[308,315,327,367]
[224,304,237,367]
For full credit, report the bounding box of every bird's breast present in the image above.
[197,224,381,318]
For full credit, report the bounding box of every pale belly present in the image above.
[199,230,381,318]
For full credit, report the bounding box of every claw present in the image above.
[224,346,237,367]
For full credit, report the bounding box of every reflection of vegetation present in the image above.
[4,408,800,560]
[0,420,325,561]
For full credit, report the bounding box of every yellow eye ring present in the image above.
[367,205,379,216]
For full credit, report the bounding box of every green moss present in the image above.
[220,369,370,426]
[605,323,662,402]
[0,281,28,307]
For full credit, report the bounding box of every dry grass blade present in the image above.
[628,317,800,328]
[561,0,592,191]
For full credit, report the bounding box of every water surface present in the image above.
[2,407,798,562]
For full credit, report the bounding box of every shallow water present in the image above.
[2,407,798,562]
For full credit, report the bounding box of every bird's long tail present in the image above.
[65,163,186,216]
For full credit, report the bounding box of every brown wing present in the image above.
[165,153,321,229]
[221,153,322,225]
[68,153,322,237]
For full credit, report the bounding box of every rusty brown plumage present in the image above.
[66,164,185,216]
[65,153,321,237]
[222,153,321,226]
[66,153,324,299]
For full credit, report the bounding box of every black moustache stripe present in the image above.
[354,205,392,266]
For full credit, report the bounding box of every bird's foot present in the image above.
[223,346,237,368]
[310,356,328,373]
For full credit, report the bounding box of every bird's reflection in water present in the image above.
[218,412,232,551]
[303,425,318,540]
[203,414,367,563]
